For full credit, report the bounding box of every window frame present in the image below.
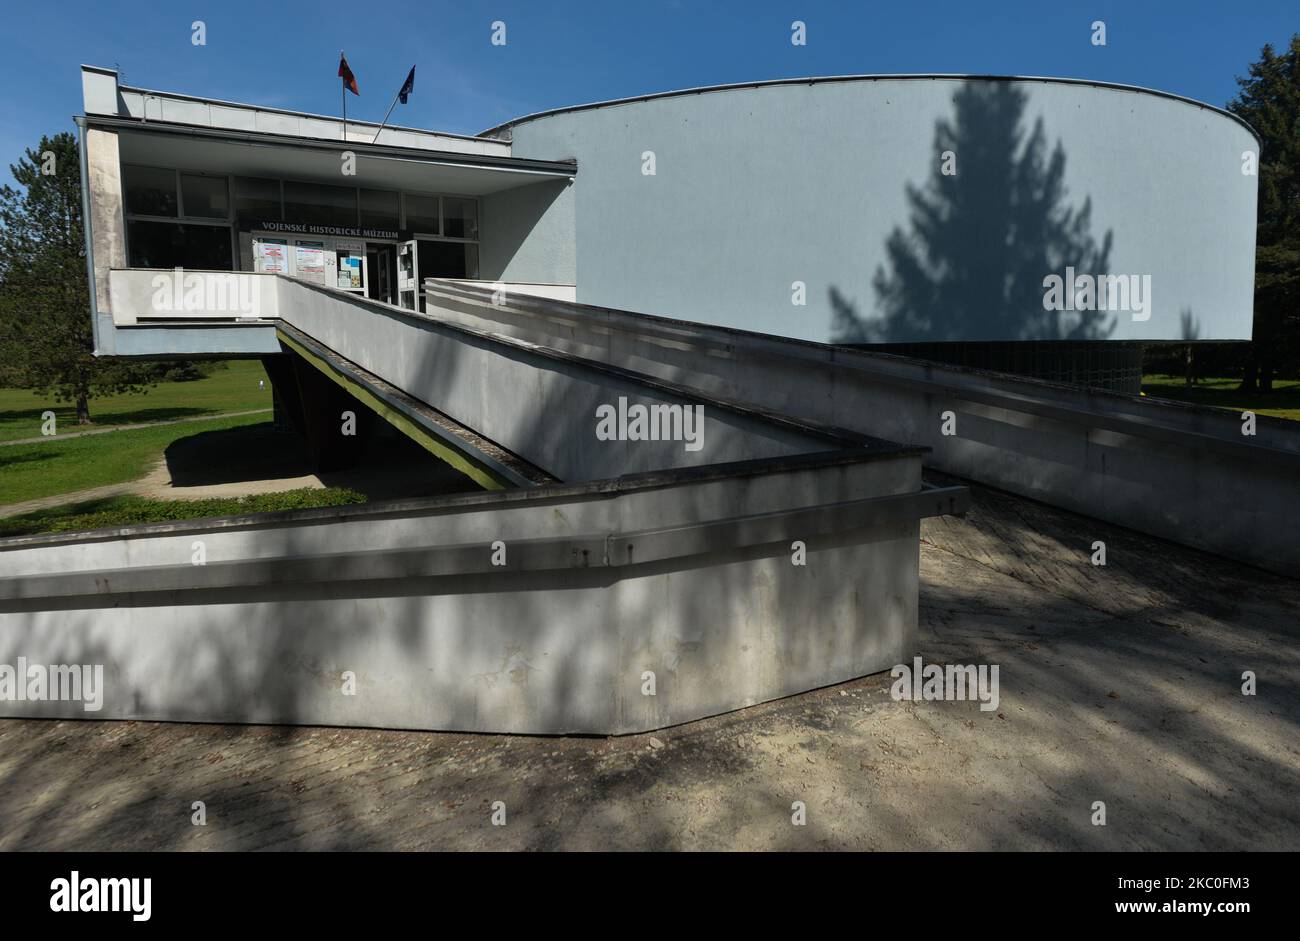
[120,163,481,273]
[281,178,362,229]
[122,164,237,270]
[233,176,286,225]
[359,186,402,232]
[400,192,480,245]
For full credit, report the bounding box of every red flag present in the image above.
[338,54,359,95]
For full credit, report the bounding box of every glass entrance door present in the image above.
[397,239,419,311]
[374,245,393,304]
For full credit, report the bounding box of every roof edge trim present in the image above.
[83,65,500,145]
[480,73,1261,143]
[81,114,578,176]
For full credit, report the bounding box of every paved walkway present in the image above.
[0,408,271,447]
[0,482,144,520]
[1,474,1296,850]
[0,410,276,519]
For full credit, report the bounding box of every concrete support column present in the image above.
[263,349,374,471]
[85,127,127,317]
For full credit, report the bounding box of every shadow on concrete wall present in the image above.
[480,180,569,281]
[831,82,1115,344]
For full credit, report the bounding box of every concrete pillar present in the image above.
[261,355,302,435]
[85,127,127,318]
[263,349,374,471]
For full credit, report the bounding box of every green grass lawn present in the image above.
[0,413,272,506]
[0,488,367,538]
[1141,375,1300,421]
[0,360,272,442]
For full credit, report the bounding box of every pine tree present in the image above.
[0,132,157,423]
[1228,36,1300,392]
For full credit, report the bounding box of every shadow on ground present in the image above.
[158,421,479,502]
[0,470,1295,850]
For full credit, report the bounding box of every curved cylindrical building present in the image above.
[487,75,1259,390]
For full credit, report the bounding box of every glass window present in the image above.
[360,189,399,230]
[443,197,479,240]
[123,165,177,217]
[404,194,440,235]
[181,173,229,219]
[283,180,358,226]
[234,177,281,222]
[292,240,328,285]
[127,221,233,270]
[417,239,478,279]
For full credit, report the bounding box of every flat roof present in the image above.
[84,64,501,148]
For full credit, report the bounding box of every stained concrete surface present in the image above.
[1,473,1296,850]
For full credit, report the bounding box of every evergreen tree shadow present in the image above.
[831,82,1116,343]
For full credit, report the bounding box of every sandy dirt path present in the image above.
[1,474,1296,850]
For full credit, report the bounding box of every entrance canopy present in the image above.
[99,118,575,196]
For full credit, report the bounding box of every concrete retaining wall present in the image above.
[0,454,957,734]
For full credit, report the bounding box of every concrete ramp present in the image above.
[420,280,1300,579]
[0,275,966,734]
[274,279,856,482]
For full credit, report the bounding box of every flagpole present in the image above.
[340,50,347,142]
[373,67,413,144]
[372,89,403,144]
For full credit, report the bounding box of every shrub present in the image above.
[0,488,367,538]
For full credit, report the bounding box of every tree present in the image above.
[832,81,1113,344]
[0,131,157,422]
[1228,36,1300,392]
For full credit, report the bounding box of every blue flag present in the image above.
[398,66,415,105]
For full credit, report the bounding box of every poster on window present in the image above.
[256,238,288,275]
[338,255,362,290]
[294,241,327,284]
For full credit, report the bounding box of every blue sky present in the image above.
[1,0,1295,172]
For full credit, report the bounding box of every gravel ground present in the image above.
[2,474,1297,851]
